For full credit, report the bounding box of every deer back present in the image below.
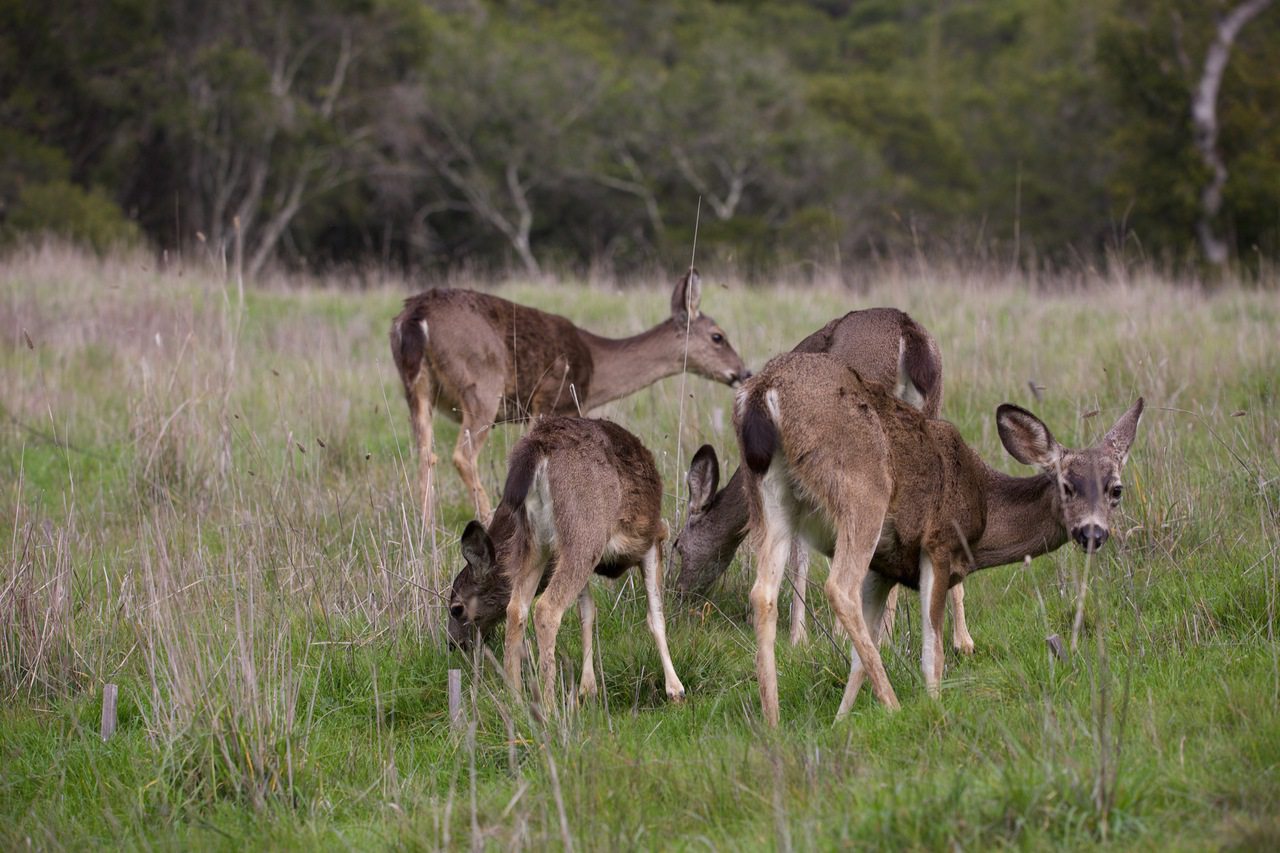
[393,289,595,421]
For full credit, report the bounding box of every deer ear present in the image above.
[997,404,1063,470]
[1100,397,1144,466]
[671,268,702,324]
[686,444,720,514]
[460,520,496,579]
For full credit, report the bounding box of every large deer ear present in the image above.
[997,404,1063,470]
[686,444,720,514]
[460,520,496,580]
[1100,397,1144,466]
[671,268,702,325]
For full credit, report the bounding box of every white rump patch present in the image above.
[523,458,557,554]
[894,336,924,409]
[764,388,782,422]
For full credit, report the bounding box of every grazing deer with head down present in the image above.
[737,352,1143,725]
[446,416,684,709]
[673,309,973,652]
[391,270,747,522]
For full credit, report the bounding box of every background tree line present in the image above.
[2,0,1276,277]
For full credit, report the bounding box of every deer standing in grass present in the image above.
[446,417,685,709]
[674,309,974,652]
[737,352,1143,725]
[390,271,747,522]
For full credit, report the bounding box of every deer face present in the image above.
[997,398,1145,554]
[672,444,745,593]
[670,270,750,387]
[447,521,508,651]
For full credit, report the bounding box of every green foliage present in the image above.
[1100,0,1280,264]
[4,182,139,252]
[1,0,1277,271]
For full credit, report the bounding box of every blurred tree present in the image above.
[385,13,611,276]
[1101,0,1280,266]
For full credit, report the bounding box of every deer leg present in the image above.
[503,568,542,699]
[749,504,793,727]
[641,541,686,702]
[879,584,899,647]
[950,582,975,655]
[578,586,598,701]
[919,553,950,698]
[835,571,896,720]
[788,542,810,647]
[452,384,500,522]
[532,545,600,714]
[826,521,899,712]
[406,370,438,526]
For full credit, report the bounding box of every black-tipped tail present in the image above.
[901,320,941,413]
[740,395,778,475]
[499,441,539,511]
[390,313,426,381]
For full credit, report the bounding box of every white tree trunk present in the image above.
[1191,0,1274,265]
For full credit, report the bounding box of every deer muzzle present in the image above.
[1072,524,1109,553]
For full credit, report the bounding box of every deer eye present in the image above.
[449,603,465,620]
[1110,485,1123,501]
[711,332,725,345]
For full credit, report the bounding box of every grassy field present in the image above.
[2,245,1278,850]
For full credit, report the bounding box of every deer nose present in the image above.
[1072,524,1109,553]
[447,629,473,653]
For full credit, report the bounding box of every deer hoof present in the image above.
[954,635,976,656]
[667,686,687,703]
[578,679,598,701]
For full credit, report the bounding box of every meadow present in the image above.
[2,245,1278,850]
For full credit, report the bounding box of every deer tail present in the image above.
[739,389,779,475]
[901,319,943,417]
[498,441,539,513]
[389,309,428,388]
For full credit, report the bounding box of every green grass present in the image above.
[2,246,1279,849]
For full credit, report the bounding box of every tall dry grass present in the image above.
[2,241,1278,846]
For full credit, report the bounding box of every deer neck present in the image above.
[579,321,684,410]
[971,467,1068,570]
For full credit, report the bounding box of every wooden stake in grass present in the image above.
[101,683,118,741]
[448,669,464,731]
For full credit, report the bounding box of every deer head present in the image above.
[669,269,750,388]
[447,520,511,651]
[996,398,1145,553]
[672,444,748,593]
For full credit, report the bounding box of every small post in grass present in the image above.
[101,683,119,741]
[447,669,464,731]
[1046,633,1068,663]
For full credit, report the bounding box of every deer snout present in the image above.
[1072,524,1109,553]
[729,368,752,388]
[447,623,474,653]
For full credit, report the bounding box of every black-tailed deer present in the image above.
[737,352,1143,725]
[446,416,684,709]
[673,309,973,652]
[391,270,747,522]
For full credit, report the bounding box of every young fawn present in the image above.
[391,270,747,522]
[737,352,1143,725]
[673,308,972,651]
[446,417,684,709]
